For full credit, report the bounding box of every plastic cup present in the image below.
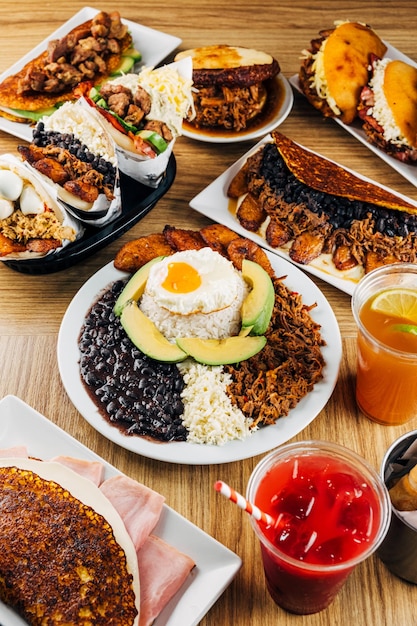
[351,263,417,425]
[378,430,417,583]
[246,440,391,614]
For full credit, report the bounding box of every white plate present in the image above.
[189,135,417,296]
[0,6,182,142]
[182,74,293,143]
[289,40,417,189]
[57,251,341,465]
[0,394,241,626]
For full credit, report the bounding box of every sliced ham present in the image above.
[50,455,105,486]
[137,535,195,626]
[0,446,29,458]
[100,474,165,551]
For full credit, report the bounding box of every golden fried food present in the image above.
[114,233,174,273]
[227,237,275,276]
[0,464,138,626]
[199,223,240,255]
[162,224,206,251]
[236,192,266,231]
[227,167,249,198]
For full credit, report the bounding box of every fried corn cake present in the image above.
[0,460,139,625]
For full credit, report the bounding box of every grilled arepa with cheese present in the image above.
[175,44,280,131]
[0,459,140,625]
[299,21,387,124]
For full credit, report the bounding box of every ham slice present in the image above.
[50,455,105,486]
[100,475,165,551]
[137,535,195,626]
[0,446,28,458]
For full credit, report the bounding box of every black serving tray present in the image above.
[2,155,176,275]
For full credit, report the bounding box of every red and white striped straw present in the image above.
[214,480,275,526]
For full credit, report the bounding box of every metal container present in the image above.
[378,430,417,583]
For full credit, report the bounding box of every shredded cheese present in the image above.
[110,66,195,137]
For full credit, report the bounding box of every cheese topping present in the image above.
[367,58,408,147]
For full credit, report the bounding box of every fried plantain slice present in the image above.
[114,233,174,273]
[236,193,266,232]
[162,225,206,251]
[199,223,240,255]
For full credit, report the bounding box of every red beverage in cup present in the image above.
[247,441,391,614]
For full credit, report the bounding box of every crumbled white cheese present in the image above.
[177,360,254,446]
[367,58,408,146]
[309,39,341,116]
[42,102,117,165]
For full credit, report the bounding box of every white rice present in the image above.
[177,360,253,445]
[139,275,249,340]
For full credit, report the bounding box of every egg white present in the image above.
[144,248,245,315]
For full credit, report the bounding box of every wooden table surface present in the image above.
[1,2,417,625]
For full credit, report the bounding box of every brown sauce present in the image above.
[183,76,286,140]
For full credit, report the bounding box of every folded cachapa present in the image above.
[227,130,417,278]
[0,155,79,259]
[0,458,140,626]
[299,21,387,124]
[358,57,417,164]
[0,11,134,124]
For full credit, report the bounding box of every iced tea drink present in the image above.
[247,441,391,614]
[352,263,417,425]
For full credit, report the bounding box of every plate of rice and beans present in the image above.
[58,225,341,464]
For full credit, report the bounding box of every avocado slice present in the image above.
[241,259,275,335]
[114,256,165,316]
[120,301,188,363]
[176,335,266,366]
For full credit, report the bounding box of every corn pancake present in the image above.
[0,459,139,625]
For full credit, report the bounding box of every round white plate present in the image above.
[57,251,341,464]
[181,74,294,144]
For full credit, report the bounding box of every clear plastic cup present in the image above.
[246,440,391,614]
[351,263,417,425]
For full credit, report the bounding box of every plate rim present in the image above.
[57,249,341,465]
[0,6,182,143]
[0,394,242,626]
[181,73,294,144]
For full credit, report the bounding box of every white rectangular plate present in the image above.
[189,135,417,296]
[0,6,182,142]
[289,40,417,189]
[0,395,241,626]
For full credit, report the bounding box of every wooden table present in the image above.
[1,2,417,624]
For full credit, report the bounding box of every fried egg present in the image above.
[144,248,246,315]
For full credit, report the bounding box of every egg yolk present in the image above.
[162,262,202,293]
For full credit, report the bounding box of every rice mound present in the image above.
[139,273,249,340]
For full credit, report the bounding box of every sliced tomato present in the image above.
[129,131,157,158]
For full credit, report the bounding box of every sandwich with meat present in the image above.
[0,10,139,124]
[358,57,417,164]
[17,101,118,214]
[299,21,387,124]
[0,155,79,259]
[174,44,280,132]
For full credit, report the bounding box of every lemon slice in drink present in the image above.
[371,288,417,323]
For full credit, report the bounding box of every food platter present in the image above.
[181,74,293,144]
[189,135,417,296]
[57,249,341,465]
[1,157,176,274]
[0,6,182,142]
[289,40,417,189]
[0,394,242,626]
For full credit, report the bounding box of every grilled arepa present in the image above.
[0,458,140,626]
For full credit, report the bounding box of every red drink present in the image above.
[247,442,391,614]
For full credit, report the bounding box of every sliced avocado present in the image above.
[176,335,266,366]
[125,47,142,62]
[120,301,188,363]
[241,259,275,335]
[9,105,59,121]
[114,256,165,316]
[110,48,142,76]
[137,130,169,154]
